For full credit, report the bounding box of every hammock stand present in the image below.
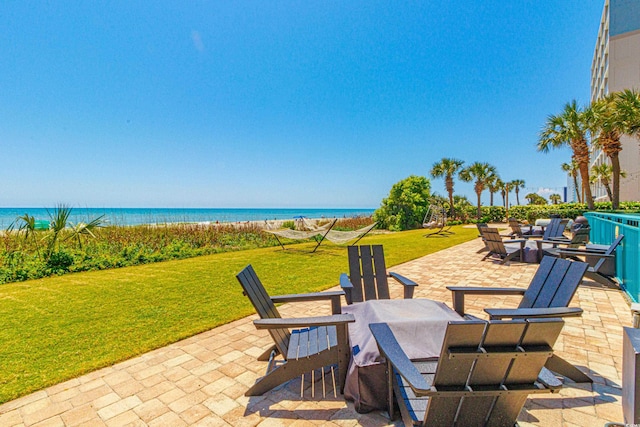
[264,219,338,252]
[324,222,378,246]
[422,204,454,238]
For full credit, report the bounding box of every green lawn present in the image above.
[0,226,477,403]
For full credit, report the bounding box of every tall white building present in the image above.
[590,0,640,202]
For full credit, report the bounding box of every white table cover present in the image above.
[341,299,463,413]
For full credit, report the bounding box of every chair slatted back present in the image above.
[480,227,507,255]
[423,320,486,426]
[568,227,590,247]
[519,256,589,309]
[486,319,565,425]
[347,245,390,303]
[508,218,526,237]
[593,234,624,272]
[542,218,569,240]
[236,265,290,356]
[425,319,563,426]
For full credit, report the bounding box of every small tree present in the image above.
[373,175,431,231]
[549,194,562,205]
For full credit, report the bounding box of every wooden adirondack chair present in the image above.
[478,227,525,264]
[340,245,418,305]
[522,217,569,240]
[446,256,591,383]
[236,265,355,396]
[558,234,624,287]
[532,226,591,262]
[370,318,565,427]
[508,217,543,238]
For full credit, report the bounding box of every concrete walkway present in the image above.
[0,238,632,426]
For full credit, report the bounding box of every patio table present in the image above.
[341,299,463,413]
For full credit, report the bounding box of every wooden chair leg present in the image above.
[545,355,592,383]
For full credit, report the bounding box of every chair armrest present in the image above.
[339,273,354,305]
[485,307,583,320]
[503,239,526,244]
[558,249,615,259]
[369,323,431,394]
[271,290,345,314]
[546,236,570,242]
[389,272,418,299]
[253,313,355,329]
[446,286,526,316]
[538,366,563,391]
[522,234,544,239]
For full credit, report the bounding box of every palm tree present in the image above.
[549,194,562,205]
[430,158,465,219]
[587,89,640,209]
[459,162,497,219]
[510,179,525,206]
[616,89,640,137]
[525,193,547,205]
[487,176,503,207]
[538,100,594,209]
[561,161,581,203]
[590,163,627,203]
[500,181,507,207]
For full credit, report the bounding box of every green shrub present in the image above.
[45,251,74,275]
[373,175,431,231]
[281,220,295,230]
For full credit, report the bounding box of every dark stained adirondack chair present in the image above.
[475,223,489,253]
[478,227,525,264]
[532,226,591,262]
[508,217,543,238]
[236,265,355,396]
[558,234,624,287]
[340,245,418,305]
[522,217,569,240]
[370,318,565,426]
[447,256,591,383]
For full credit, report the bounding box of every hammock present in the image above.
[324,222,378,245]
[264,219,337,252]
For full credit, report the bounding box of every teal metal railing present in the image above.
[584,212,640,302]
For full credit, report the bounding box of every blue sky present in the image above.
[0,1,604,208]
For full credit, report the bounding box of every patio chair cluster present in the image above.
[234,219,624,426]
[478,216,624,287]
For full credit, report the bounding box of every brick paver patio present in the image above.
[0,237,632,426]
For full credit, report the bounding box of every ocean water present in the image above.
[0,207,375,228]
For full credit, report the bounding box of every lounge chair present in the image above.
[236,265,355,396]
[340,245,418,304]
[478,227,525,264]
[558,234,624,287]
[370,318,565,426]
[447,256,591,383]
